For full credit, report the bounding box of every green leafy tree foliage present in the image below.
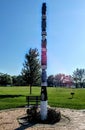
[0,73,12,86]
[12,75,26,86]
[73,68,85,88]
[47,75,54,87]
[22,48,41,94]
[54,74,63,87]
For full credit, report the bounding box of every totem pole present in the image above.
[40,3,48,120]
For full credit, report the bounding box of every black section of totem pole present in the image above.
[42,19,46,32]
[41,86,47,101]
[42,3,46,15]
[41,69,47,82]
[42,3,46,32]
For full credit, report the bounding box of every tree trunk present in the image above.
[30,84,32,95]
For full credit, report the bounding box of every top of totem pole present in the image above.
[42,3,46,15]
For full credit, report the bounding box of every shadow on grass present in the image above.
[68,97,73,99]
[0,95,24,98]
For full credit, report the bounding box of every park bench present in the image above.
[26,96,41,121]
[26,96,41,107]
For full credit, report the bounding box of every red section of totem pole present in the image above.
[41,47,47,65]
[41,38,47,66]
[41,39,47,48]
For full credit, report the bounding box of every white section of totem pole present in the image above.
[40,101,47,120]
[42,31,47,35]
[41,82,47,86]
[41,65,47,69]
[42,15,46,19]
[42,35,46,41]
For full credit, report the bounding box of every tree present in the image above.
[73,68,85,88]
[54,74,73,87]
[22,48,41,94]
[12,75,26,86]
[54,74,65,86]
[62,75,73,87]
[0,73,12,86]
[47,75,54,87]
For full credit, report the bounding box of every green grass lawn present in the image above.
[0,86,85,110]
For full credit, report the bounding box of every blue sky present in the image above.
[0,0,85,76]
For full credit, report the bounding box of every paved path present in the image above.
[0,108,85,130]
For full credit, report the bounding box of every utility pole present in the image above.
[40,2,48,120]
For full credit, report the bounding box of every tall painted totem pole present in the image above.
[40,3,48,120]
